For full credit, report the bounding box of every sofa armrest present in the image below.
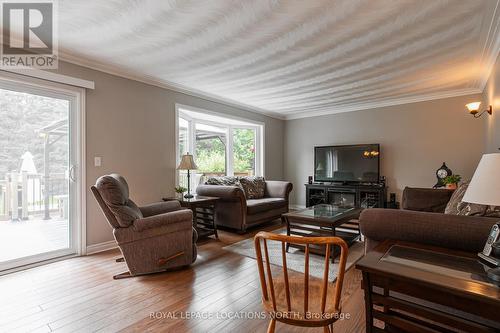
[139,201,181,217]
[264,181,293,200]
[401,187,454,213]
[359,208,496,253]
[196,185,246,201]
[132,209,192,232]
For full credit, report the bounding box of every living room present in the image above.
[1,1,500,332]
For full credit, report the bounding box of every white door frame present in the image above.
[0,71,86,273]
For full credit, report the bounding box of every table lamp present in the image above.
[177,153,198,199]
[463,153,500,284]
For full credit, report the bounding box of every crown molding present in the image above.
[55,51,487,122]
[57,51,286,120]
[284,88,482,120]
[476,0,500,91]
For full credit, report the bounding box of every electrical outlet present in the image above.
[94,156,102,167]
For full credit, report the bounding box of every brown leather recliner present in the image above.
[91,174,197,279]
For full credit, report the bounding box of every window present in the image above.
[195,123,227,176]
[176,105,263,191]
[233,128,256,177]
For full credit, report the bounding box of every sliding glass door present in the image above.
[0,77,82,272]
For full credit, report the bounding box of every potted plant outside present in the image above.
[443,175,462,190]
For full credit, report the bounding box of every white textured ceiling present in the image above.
[56,0,500,119]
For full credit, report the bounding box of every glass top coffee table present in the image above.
[281,204,363,261]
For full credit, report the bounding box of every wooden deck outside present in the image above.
[0,218,69,262]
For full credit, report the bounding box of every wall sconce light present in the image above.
[466,102,492,118]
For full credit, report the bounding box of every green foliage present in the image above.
[193,129,255,175]
[174,186,187,193]
[443,174,462,184]
[196,137,226,172]
[233,129,255,173]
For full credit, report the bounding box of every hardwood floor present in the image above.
[0,221,365,333]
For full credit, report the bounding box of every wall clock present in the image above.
[434,162,452,188]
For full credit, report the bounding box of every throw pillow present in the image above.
[240,176,265,199]
[486,206,500,218]
[444,181,493,217]
[444,182,467,215]
[205,176,239,186]
[205,176,245,195]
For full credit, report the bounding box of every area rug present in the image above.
[223,229,365,281]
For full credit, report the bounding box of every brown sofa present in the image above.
[359,187,497,253]
[91,174,197,278]
[196,180,293,232]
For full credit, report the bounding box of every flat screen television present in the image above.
[314,144,380,183]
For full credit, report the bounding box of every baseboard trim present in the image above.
[86,240,118,255]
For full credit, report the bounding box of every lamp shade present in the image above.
[177,153,198,170]
[462,153,500,206]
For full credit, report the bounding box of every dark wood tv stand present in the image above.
[305,182,386,208]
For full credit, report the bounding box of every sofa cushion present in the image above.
[445,182,500,217]
[240,176,265,199]
[96,174,143,227]
[246,197,286,215]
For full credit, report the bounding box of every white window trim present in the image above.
[1,68,95,89]
[0,71,87,273]
[175,103,264,184]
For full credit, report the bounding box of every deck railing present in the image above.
[0,172,67,221]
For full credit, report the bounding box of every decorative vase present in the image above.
[175,192,184,199]
[445,183,457,190]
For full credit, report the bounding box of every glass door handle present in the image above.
[69,165,77,182]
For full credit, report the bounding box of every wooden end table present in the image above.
[356,240,500,332]
[162,196,219,240]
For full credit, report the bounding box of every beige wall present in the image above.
[51,61,285,246]
[284,95,485,206]
[483,53,500,153]
[46,58,496,244]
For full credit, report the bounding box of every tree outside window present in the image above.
[233,129,255,176]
